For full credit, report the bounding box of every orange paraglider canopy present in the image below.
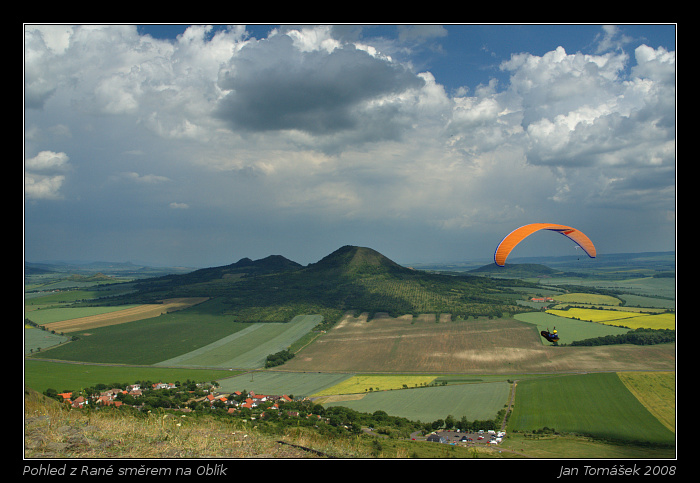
[494,223,596,266]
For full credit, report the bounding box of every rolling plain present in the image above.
[24,247,675,459]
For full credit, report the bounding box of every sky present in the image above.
[24,24,676,267]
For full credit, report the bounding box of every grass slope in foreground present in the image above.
[509,372,674,445]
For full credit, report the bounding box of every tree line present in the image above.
[567,328,675,347]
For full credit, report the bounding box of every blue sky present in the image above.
[25,24,676,267]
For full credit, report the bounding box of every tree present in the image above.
[431,419,444,430]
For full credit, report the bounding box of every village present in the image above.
[45,380,508,448]
[52,381,298,417]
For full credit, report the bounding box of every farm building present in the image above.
[531,297,554,302]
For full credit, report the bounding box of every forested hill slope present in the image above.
[127,245,531,322]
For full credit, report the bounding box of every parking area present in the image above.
[410,429,506,446]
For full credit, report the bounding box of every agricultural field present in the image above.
[24,249,675,458]
[24,284,137,305]
[322,379,511,423]
[618,371,675,433]
[23,359,234,394]
[619,293,675,310]
[508,373,674,446]
[30,298,247,365]
[311,374,439,397]
[553,293,622,306]
[282,312,674,374]
[25,326,70,354]
[282,313,545,373]
[514,312,630,343]
[38,297,209,333]
[546,308,675,330]
[540,274,675,300]
[215,371,354,398]
[25,305,143,325]
[155,314,323,369]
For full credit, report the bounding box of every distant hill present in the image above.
[137,254,303,288]
[128,245,526,322]
[24,262,58,275]
[187,254,302,281]
[305,245,412,277]
[24,260,195,279]
[66,272,115,282]
[470,263,556,278]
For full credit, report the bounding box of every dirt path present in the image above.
[502,380,517,431]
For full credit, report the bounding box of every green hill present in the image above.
[306,245,411,277]
[134,254,302,290]
[125,246,527,322]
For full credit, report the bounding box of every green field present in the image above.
[546,308,675,330]
[514,312,630,343]
[323,380,511,423]
[25,327,71,354]
[25,305,142,324]
[553,293,622,306]
[508,373,674,444]
[31,298,254,365]
[30,300,323,368]
[24,359,235,394]
[24,250,675,458]
[155,314,323,369]
[215,371,354,397]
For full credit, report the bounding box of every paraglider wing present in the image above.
[494,223,596,266]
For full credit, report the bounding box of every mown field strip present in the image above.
[41,297,209,333]
[25,305,142,324]
[154,324,266,366]
[155,315,323,369]
[618,371,675,433]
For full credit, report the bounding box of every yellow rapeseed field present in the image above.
[311,375,437,397]
[546,308,675,330]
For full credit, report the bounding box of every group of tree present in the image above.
[265,349,295,368]
[568,328,675,347]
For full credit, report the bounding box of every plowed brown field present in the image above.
[281,312,676,374]
[41,297,209,333]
